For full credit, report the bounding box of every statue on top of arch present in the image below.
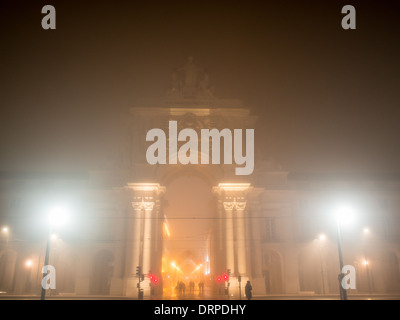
[166,56,215,99]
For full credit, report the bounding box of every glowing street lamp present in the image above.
[41,205,69,300]
[362,228,372,294]
[334,204,355,300]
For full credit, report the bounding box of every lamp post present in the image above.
[334,205,354,300]
[40,206,68,300]
[25,259,33,293]
[363,228,372,294]
[318,234,326,295]
[335,220,347,300]
[1,226,10,292]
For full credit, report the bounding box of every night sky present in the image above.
[0,0,399,174]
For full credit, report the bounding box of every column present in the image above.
[250,204,263,278]
[131,202,143,275]
[125,183,165,298]
[142,202,154,275]
[236,202,247,275]
[224,203,235,275]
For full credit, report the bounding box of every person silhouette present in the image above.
[245,281,253,300]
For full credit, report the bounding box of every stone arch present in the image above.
[160,169,216,297]
[261,249,283,294]
[89,249,114,295]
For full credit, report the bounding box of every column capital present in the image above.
[132,200,155,211]
[223,198,247,211]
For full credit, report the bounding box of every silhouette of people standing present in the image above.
[245,281,253,300]
[198,281,204,296]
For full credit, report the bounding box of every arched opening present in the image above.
[89,250,114,295]
[262,250,283,294]
[161,172,215,298]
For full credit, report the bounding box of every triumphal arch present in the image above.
[117,57,264,298]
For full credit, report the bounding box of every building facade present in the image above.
[1,59,400,298]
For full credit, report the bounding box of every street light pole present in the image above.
[336,221,347,300]
[40,230,51,300]
[2,227,10,292]
[40,205,68,300]
[318,236,326,295]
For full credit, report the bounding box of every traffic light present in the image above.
[149,274,159,285]
[136,266,141,276]
[223,273,229,281]
[216,276,222,283]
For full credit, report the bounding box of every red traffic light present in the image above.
[223,273,229,281]
[216,276,222,283]
[149,274,159,284]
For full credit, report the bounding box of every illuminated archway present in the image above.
[161,170,215,298]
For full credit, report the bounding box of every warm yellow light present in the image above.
[25,260,33,267]
[363,260,369,266]
[163,222,171,238]
[51,233,58,240]
[319,234,326,241]
[128,183,165,192]
[363,228,369,234]
[1,226,8,233]
[218,183,251,191]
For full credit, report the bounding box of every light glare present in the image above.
[335,204,356,226]
[48,206,69,227]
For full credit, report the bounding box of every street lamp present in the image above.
[317,234,326,295]
[26,259,33,268]
[334,205,355,300]
[362,227,372,294]
[1,226,10,291]
[40,206,68,300]
[1,226,9,245]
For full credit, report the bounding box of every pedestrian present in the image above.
[245,280,252,300]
